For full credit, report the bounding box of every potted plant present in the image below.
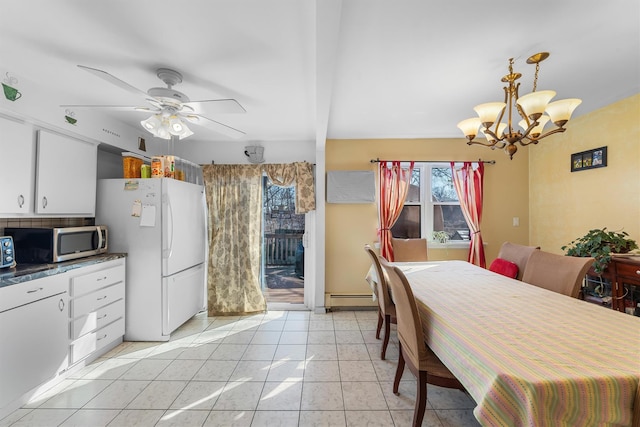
[432,231,450,244]
[561,228,638,275]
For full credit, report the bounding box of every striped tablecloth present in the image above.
[394,260,640,427]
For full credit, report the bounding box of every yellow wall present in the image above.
[325,138,530,296]
[530,94,640,254]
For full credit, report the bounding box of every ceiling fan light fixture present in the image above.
[156,125,170,140]
[140,113,193,140]
[141,115,161,131]
[177,125,194,139]
[169,115,184,132]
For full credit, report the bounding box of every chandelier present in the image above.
[140,107,194,140]
[457,52,581,159]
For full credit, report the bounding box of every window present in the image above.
[391,163,469,242]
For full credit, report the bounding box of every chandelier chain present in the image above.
[533,62,540,92]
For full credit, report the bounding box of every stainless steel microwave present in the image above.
[5,225,107,264]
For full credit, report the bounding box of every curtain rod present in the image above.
[369,158,496,165]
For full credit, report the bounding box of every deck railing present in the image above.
[264,233,303,265]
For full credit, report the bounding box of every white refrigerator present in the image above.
[96,178,207,341]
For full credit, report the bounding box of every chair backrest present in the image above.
[379,261,429,370]
[497,241,540,280]
[364,245,394,315]
[521,250,595,298]
[392,238,428,262]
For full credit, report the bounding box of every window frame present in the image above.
[394,162,470,247]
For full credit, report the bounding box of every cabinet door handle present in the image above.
[27,287,43,294]
[17,194,24,208]
[96,295,108,301]
[42,196,48,209]
[59,298,65,311]
[97,333,108,341]
[97,314,108,320]
[96,276,108,281]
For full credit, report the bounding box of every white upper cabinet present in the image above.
[36,130,97,216]
[0,117,98,218]
[0,117,35,215]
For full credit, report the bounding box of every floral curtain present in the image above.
[202,162,315,315]
[263,162,315,214]
[450,161,486,267]
[378,161,414,261]
[203,164,266,315]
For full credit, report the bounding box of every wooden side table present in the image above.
[610,256,640,314]
[584,256,640,315]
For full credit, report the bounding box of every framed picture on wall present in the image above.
[571,146,607,172]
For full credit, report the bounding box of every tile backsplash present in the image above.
[0,217,94,235]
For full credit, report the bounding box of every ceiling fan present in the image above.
[61,65,246,139]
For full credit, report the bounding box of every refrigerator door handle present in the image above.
[164,194,174,259]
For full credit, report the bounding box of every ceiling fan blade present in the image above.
[185,113,246,139]
[59,104,160,113]
[77,65,156,104]
[183,99,246,114]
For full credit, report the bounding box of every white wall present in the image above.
[172,139,316,165]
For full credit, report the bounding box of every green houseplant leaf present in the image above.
[561,228,638,275]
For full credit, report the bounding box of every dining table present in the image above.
[366,260,640,427]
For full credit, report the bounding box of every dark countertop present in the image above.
[0,253,127,288]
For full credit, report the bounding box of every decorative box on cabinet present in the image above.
[68,258,126,365]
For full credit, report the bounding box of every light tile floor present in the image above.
[0,310,481,427]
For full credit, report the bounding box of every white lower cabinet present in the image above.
[68,258,126,365]
[0,275,69,413]
[0,256,127,419]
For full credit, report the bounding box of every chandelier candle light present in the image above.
[457,52,581,159]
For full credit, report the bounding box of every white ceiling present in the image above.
[1,0,638,148]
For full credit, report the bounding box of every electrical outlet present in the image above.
[513,217,520,227]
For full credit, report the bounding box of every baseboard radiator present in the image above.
[324,292,377,309]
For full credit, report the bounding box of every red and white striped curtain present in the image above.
[378,161,414,261]
[450,162,486,267]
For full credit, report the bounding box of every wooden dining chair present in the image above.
[496,241,540,280]
[521,250,595,298]
[391,238,428,261]
[364,245,396,360]
[380,261,464,427]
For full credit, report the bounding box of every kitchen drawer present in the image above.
[0,274,68,313]
[615,261,640,284]
[70,317,124,364]
[71,282,124,318]
[70,263,125,297]
[71,299,124,340]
